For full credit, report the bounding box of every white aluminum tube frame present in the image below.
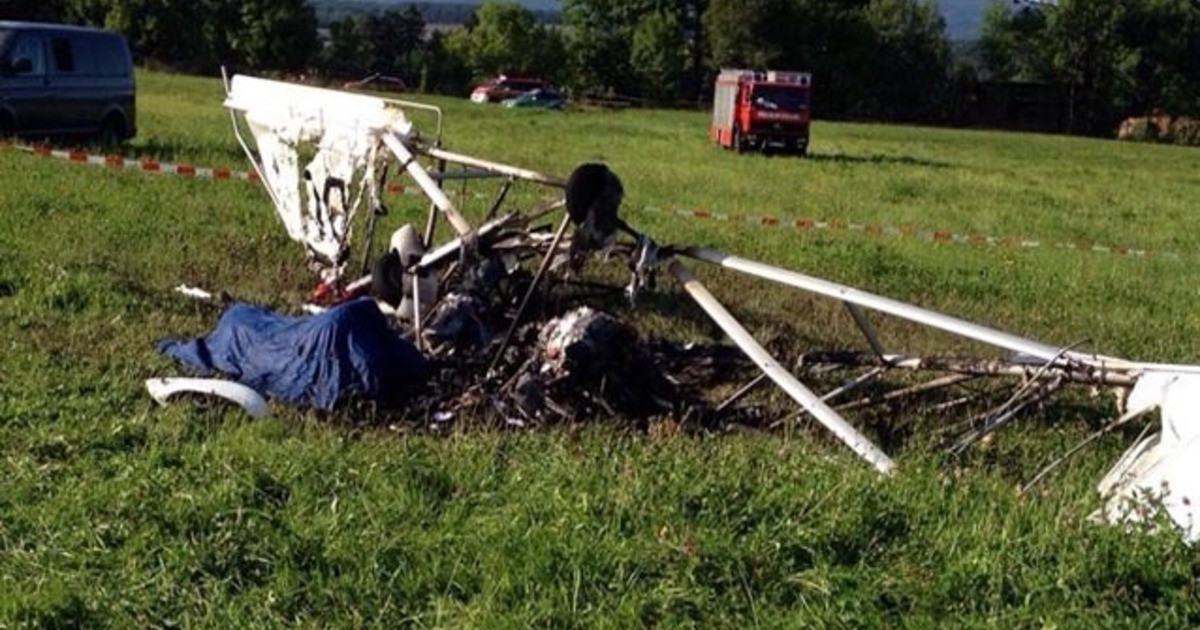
[668,260,896,474]
[381,133,474,236]
[333,212,522,300]
[682,247,1200,376]
[424,146,566,188]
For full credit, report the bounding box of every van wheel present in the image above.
[0,114,14,141]
[99,115,126,147]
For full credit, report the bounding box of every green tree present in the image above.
[977,0,1054,81]
[563,0,632,95]
[630,10,686,101]
[862,0,950,119]
[704,0,882,117]
[37,0,319,72]
[102,0,207,66]
[321,16,368,76]
[1118,0,1200,115]
[564,0,713,99]
[0,0,66,20]
[449,1,563,80]
[1047,0,1126,133]
[223,0,318,72]
[419,30,473,94]
[703,0,796,70]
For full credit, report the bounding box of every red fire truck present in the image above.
[711,69,812,155]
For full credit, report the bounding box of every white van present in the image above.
[0,21,136,142]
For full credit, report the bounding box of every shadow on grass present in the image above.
[806,152,952,169]
[126,135,246,165]
[13,134,245,166]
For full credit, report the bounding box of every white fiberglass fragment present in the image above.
[146,377,271,418]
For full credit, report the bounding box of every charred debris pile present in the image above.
[149,75,1200,539]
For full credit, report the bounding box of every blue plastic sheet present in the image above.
[157,298,426,410]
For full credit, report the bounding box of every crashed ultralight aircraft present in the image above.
[209,74,1200,541]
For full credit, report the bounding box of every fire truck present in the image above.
[711,69,812,155]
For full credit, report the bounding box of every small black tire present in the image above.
[99,115,126,147]
[797,134,810,157]
[733,127,745,154]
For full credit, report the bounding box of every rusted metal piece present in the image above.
[715,373,768,412]
[488,213,572,374]
[950,375,1066,454]
[798,350,1138,387]
[835,373,978,412]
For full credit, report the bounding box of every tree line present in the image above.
[979,0,1200,134]
[312,0,558,28]
[5,0,1198,134]
[3,0,319,73]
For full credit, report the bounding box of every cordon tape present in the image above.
[8,142,1165,260]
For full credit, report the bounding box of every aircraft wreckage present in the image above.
[148,74,1200,542]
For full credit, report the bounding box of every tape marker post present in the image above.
[11,142,1165,261]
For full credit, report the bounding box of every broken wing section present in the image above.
[224,75,413,281]
[1096,372,1200,542]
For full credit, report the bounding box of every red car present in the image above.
[342,73,406,93]
[470,75,545,103]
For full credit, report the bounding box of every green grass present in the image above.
[2,69,1200,626]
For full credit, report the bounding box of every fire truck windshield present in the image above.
[750,86,809,112]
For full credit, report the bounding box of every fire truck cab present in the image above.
[711,69,812,156]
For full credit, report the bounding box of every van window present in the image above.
[50,36,75,73]
[92,35,128,77]
[67,36,98,75]
[8,35,45,76]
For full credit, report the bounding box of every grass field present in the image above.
[2,70,1200,626]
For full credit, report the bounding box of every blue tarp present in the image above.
[157,298,426,410]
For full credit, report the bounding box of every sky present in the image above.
[940,0,993,40]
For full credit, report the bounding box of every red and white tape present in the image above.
[19,143,261,181]
[13,143,466,198]
[9,142,1161,260]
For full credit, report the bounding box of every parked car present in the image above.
[470,75,544,103]
[0,21,136,142]
[342,73,406,93]
[502,88,566,110]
